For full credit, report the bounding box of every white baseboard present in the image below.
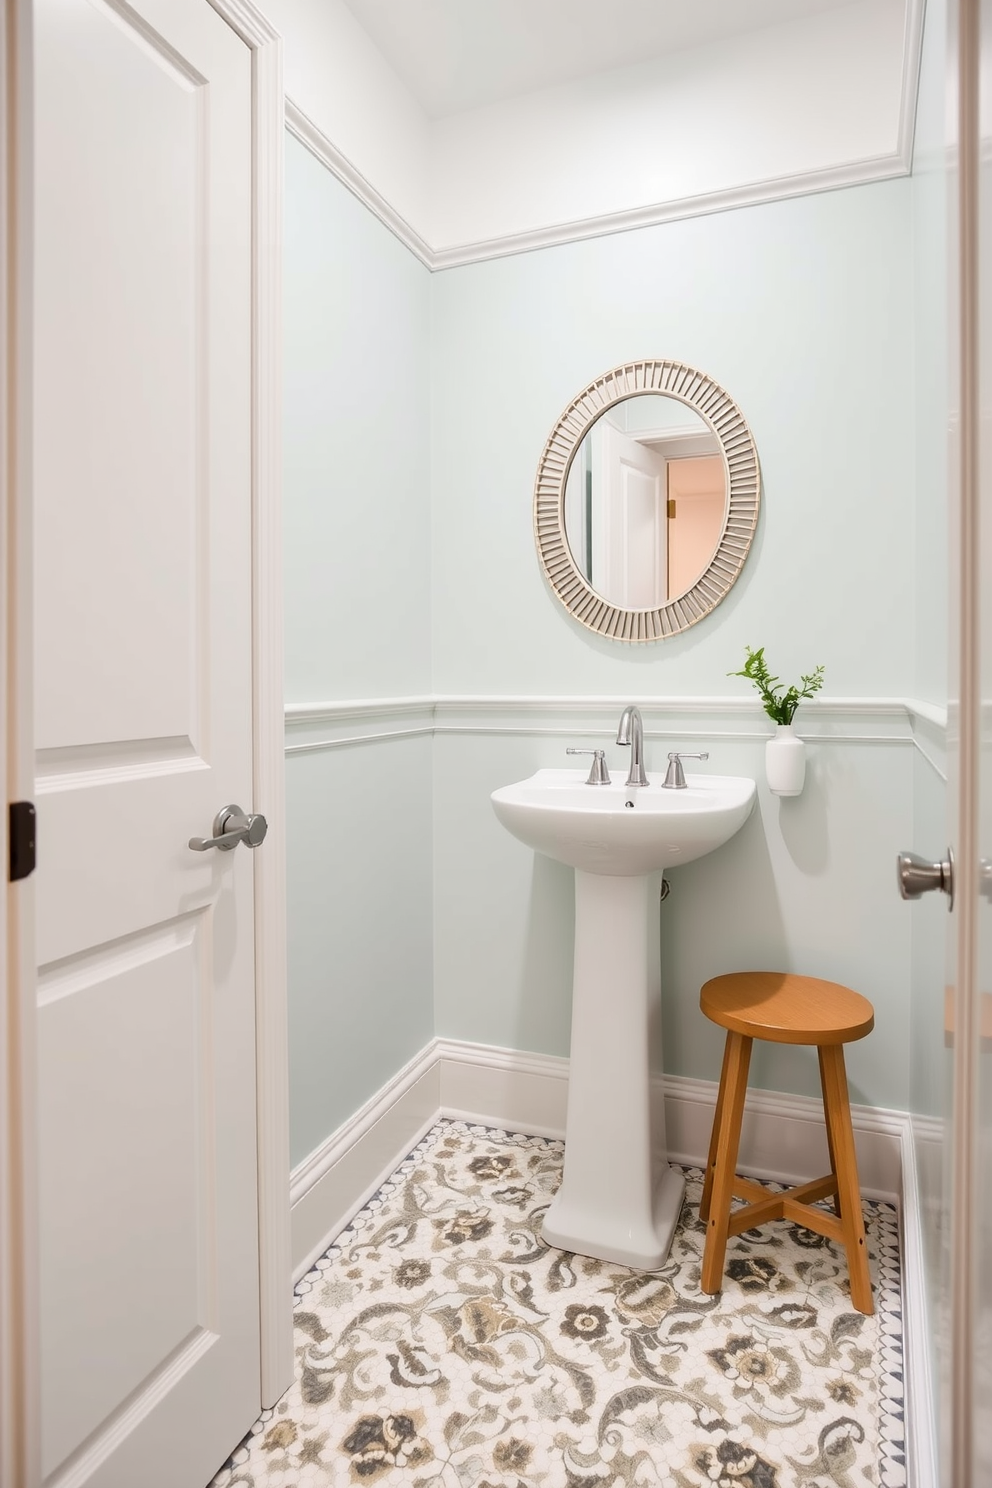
[436,1037,905,1198]
[902,1114,942,1488]
[289,1035,936,1485]
[437,1039,569,1139]
[289,1044,440,1283]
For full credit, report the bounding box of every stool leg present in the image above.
[701,1032,752,1296]
[819,1044,873,1315]
[700,1033,735,1223]
[817,1047,842,1219]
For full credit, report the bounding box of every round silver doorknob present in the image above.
[897,848,954,911]
[189,804,268,853]
[241,813,268,847]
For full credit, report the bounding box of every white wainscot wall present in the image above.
[284,704,436,1168]
[286,693,945,1120]
[429,695,928,1114]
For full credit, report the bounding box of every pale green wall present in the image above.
[283,130,944,1161]
[431,181,916,697]
[284,137,432,704]
[912,0,950,713]
[284,136,434,1164]
[430,181,918,1112]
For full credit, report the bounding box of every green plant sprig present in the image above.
[728,645,825,726]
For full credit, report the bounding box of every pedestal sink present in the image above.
[491,767,755,1271]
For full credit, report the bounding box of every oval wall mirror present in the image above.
[535,361,760,642]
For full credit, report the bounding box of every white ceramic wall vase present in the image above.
[766,724,806,796]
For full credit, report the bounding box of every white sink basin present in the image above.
[491,768,755,876]
[490,762,756,1271]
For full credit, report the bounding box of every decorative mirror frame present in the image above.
[534,360,760,642]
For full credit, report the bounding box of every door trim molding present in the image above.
[208,0,293,1411]
[952,2,981,1480]
[1,4,40,1485]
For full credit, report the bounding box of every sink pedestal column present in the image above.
[542,868,686,1270]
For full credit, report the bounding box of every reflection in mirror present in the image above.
[563,394,727,608]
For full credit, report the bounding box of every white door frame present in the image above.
[951,0,979,1477]
[0,5,292,1483]
[208,0,294,1414]
[2,4,41,1483]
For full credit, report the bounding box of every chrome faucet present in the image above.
[616,705,648,787]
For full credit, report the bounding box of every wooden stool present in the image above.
[699,972,875,1316]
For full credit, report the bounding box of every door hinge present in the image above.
[667,499,676,518]
[9,801,36,882]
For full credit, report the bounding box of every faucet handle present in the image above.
[566,747,612,785]
[662,751,709,790]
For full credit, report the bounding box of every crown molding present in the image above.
[427,152,913,270]
[284,98,433,269]
[284,0,924,275]
[286,102,913,271]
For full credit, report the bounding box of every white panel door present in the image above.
[33,2,260,1484]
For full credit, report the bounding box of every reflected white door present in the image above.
[33,2,260,1484]
[597,424,668,607]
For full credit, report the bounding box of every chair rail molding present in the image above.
[284,694,948,775]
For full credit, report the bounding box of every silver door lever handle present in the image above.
[189,804,268,853]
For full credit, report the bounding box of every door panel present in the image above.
[37,915,207,1468]
[33,2,260,1483]
[33,0,204,754]
[618,463,660,607]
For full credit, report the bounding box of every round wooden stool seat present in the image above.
[701,972,874,1046]
[698,971,876,1316]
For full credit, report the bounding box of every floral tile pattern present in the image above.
[211,1121,904,1488]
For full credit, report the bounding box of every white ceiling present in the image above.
[340,0,858,119]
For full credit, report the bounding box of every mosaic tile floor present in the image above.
[212,1121,904,1488]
